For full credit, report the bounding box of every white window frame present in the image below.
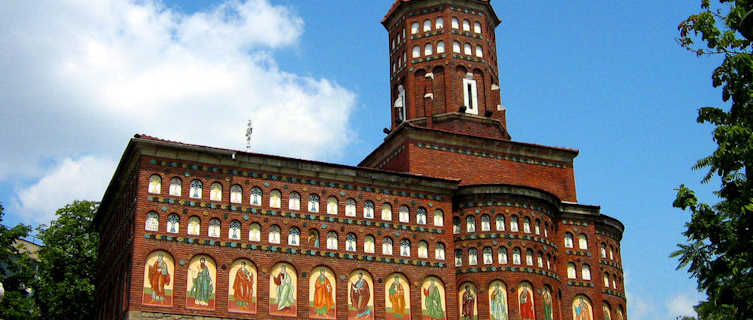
[462,78,479,115]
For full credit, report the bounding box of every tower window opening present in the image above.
[462,78,478,114]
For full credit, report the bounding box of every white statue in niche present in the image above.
[393,85,406,121]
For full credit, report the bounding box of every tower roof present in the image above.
[382,0,500,27]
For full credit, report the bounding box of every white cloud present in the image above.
[11,156,117,224]
[0,0,357,223]
[667,291,700,318]
[623,269,654,320]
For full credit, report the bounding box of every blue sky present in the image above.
[0,0,724,318]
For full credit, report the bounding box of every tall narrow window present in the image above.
[455,249,463,266]
[269,225,280,244]
[525,249,534,265]
[399,205,410,223]
[462,19,471,32]
[464,43,472,55]
[327,197,338,215]
[270,189,281,208]
[535,220,541,235]
[364,201,375,219]
[512,248,521,265]
[582,264,592,280]
[208,218,221,238]
[475,45,483,57]
[481,215,491,231]
[523,217,531,233]
[564,232,574,248]
[567,263,577,279]
[169,178,181,196]
[603,273,610,288]
[231,185,243,204]
[609,246,614,260]
[346,198,357,217]
[411,22,419,34]
[466,216,476,233]
[433,209,444,226]
[435,243,445,260]
[364,235,375,253]
[462,78,478,114]
[437,41,445,54]
[453,217,461,234]
[473,21,482,33]
[229,220,241,240]
[288,227,300,246]
[451,17,459,29]
[601,243,607,258]
[250,187,262,206]
[412,46,420,58]
[435,17,444,29]
[612,275,618,289]
[289,192,300,210]
[498,247,508,264]
[544,222,549,237]
[327,232,338,249]
[537,252,544,268]
[417,207,427,224]
[145,212,159,231]
[383,237,393,255]
[382,203,392,221]
[423,19,431,32]
[496,215,505,231]
[510,215,519,232]
[400,239,411,257]
[167,213,179,233]
[209,183,222,201]
[190,180,202,199]
[346,233,356,251]
[308,194,320,212]
[424,43,433,56]
[148,175,161,194]
[468,248,478,265]
[187,216,200,235]
[578,234,588,250]
[453,41,461,53]
[483,247,493,264]
[249,223,261,242]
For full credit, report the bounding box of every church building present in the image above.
[94,1,626,319]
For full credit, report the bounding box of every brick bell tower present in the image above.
[383,0,510,140]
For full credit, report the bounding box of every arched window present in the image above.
[169,178,182,196]
[145,212,159,231]
[453,217,461,234]
[148,175,161,194]
[475,45,483,57]
[345,198,357,216]
[308,229,320,248]
[544,222,549,238]
[288,227,300,246]
[400,239,411,257]
[498,247,508,264]
[453,41,461,53]
[249,223,261,242]
[466,216,476,232]
[231,185,243,204]
[436,41,445,54]
[382,237,393,255]
[578,234,588,250]
[452,17,459,29]
[308,194,320,212]
[269,225,281,244]
[512,248,521,265]
[462,19,471,32]
[567,263,577,279]
[546,254,552,269]
[609,246,615,260]
[229,220,241,240]
[188,216,200,235]
[412,45,421,58]
[208,218,221,238]
[346,233,356,251]
[423,19,431,32]
[564,232,574,248]
[436,17,444,29]
[399,205,410,223]
[364,235,375,253]
[250,187,262,206]
[189,180,202,199]
[209,183,222,201]
[483,247,493,264]
[424,43,433,56]
[537,251,544,268]
[326,231,338,249]
[433,209,444,226]
[468,248,478,265]
[603,272,610,288]
[525,249,534,265]
[418,241,428,258]
[496,215,505,231]
[167,213,179,233]
[601,243,607,258]
[364,201,375,219]
[382,203,392,221]
[270,189,281,208]
[523,217,531,233]
[473,21,482,33]
[463,43,472,55]
[417,207,427,224]
[510,215,519,232]
[481,214,491,231]
[289,192,300,210]
[612,275,618,289]
[455,249,463,266]
[327,197,338,215]
[535,219,541,235]
[411,22,419,34]
[435,242,445,260]
[581,264,591,280]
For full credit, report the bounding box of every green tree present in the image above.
[674,1,753,319]
[32,201,99,319]
[0,203,39,319]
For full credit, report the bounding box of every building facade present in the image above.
[94,1,626,320]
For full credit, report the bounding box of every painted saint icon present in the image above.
[421,277,446,320]
[543,288,554,320]
[488,281,508,320]
[228,259,256,314]
[186,255,216,310]
[309,267,336,319]
[269,263,297,317]
[572,295,593,320]
[518,283,535,320]
[142,251,173,307]
[348,271,374,320]
[385,274,410,320]
[460,283,477,320]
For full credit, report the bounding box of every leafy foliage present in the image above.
[0,203,39,319]
[674,1,753,319]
